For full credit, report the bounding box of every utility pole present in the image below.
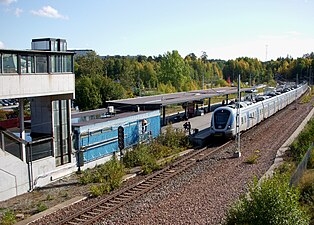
[234,74,241,158]
[202,69,205,90]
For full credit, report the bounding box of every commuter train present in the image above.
[211,83,308,138]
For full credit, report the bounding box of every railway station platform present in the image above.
[162,106,218,147]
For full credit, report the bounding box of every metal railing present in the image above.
[0,128,53,162]
[290,144,313,187]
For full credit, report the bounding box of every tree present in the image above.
[158,50,190,91]
[225,175,309,225]
[75,51,104,77]
[75,76,102,111]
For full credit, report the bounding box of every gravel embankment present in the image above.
[99,98,314,225]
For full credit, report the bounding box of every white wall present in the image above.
[0,149,77,201]
[0,151,29,201]
[0,74,75,99]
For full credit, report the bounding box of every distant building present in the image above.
[70,49,94,57]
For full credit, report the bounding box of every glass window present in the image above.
[21,55,34,73]
[3,54,17,73]
[50,40,56,51]
[63,55,72,72]
[53,100,71,166]
[50,56,55,73]
[55,55,62,72]
[32,41,49,50]
[35,55,48,73]
[50,55,62,73]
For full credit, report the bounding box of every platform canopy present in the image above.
[107,87,255,110]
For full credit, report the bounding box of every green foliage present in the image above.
[244,154,259,164]
[79,157,125,192]
[158,50,190,91]
[36,203,48,213]
[75,75,102,110]
[299,170,314,224]
[157,126,190,150]
[289,119,314,163]
[225,175,310,225]
[74,51,313,110]
[46,194,53,201]
[90,183,111,197]
[123,126,189,174]
[276,161,296,175]
[123,144,157,168]
[308,151,314,169]
[0,110,7,121]
[75,51,104,77]
[300,178,314,205]
[0,210,16,225]
[157,82,176,94]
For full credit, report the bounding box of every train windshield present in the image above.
[214,109,230,129]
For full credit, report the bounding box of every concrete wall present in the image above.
[0,147,77,201]
[0,73,75,99]
[0,151,28,201]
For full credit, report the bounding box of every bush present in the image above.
[0,210,16,225]
[299,170,314,225]
[157,126,190,150]
[36,203,48,213]
[90,183,111,197]
[79,157,125,191]
[123,144,159,174]
[308,150,314,169]
[289,119,314,163]
[0,110,7,121]
[225,175,310,225]
[245,154,259,164]
[104,157,125,190]
[123,126,190,175]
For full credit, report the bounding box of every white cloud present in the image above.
[0,0,16,5]
[0,41,5,48]
[31,5,68,19]
[14,7,22,17]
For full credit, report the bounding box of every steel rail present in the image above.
[55,141,231,225]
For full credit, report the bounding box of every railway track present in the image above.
[54,141,231,225]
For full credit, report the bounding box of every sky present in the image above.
[0,0,314,61]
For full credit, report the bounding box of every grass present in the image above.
[299,169,314,225]
[0,210,16,225]
[245,153,259,164]
[36,203,48,213]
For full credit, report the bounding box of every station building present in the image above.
[0,38,76,201]
[0,39,161,201]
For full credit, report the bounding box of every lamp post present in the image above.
[234,73,241,158]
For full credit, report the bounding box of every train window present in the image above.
[241,117,244,125]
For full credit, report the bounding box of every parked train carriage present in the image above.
[211,84,308,138]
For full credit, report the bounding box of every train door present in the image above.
[246,111,250,130]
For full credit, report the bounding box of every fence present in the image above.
[0,128,53,162]
[289,144,313,187]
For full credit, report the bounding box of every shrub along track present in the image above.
[32,94,314,225]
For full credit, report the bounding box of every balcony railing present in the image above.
[0,128,53,162]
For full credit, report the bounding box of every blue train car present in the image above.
[72,109,160,168]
